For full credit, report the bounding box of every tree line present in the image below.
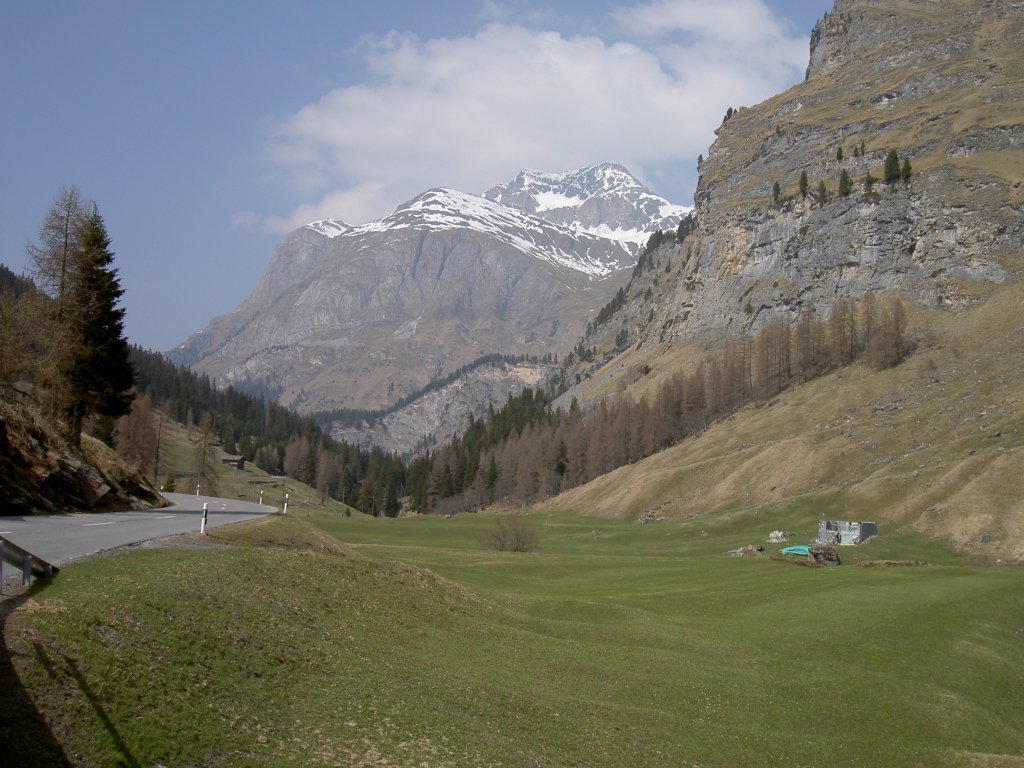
[121,345,408,515]
[780,148,912,209]
[404,291,909,516]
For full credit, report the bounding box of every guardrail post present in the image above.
[283,493,289,515]
[201,502,208,535]
[0,536,59,589]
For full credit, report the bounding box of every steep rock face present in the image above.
[0,401,163,515]
[172,167,683,417]
[639,0,1023,347]
[331,359,558,457]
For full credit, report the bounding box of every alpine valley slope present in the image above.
[539,0,1023,558]
[560,0,1023,408]
[171,164,688,429]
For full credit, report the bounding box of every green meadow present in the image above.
[4,508,1022,767]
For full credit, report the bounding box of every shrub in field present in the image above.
[481,516,538,552]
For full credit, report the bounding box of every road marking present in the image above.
[82,521,115,527]
[0,531,12,535]
[158,515,176,519]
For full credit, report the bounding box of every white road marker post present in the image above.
[259,490,264,505]
[283,493,289,515]
[201,502,209,535]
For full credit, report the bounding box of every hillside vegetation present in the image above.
[543,282,1023,563]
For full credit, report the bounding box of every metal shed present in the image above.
[817,520,878,545]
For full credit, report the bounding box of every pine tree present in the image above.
[772,181,781,205]
[900,158,912,183]
[58,207,135,446]
[884,149,901,183]
[799,171,809,199]
[838,169,853,198]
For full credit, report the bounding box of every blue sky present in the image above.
[0,0,832,352]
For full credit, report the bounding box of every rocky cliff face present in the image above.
[0,401,163,514]
[606,0,1023,355]
[172,165,685,424]
[331,359,559,457]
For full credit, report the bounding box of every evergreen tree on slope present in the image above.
[60,207,135,446]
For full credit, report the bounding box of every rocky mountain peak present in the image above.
[306,219,351,238]
[172,162,685,419]
[484,162,690,249]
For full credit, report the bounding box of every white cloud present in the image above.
[263,182,393,234]
[265,0,809,232]
[231,210,260,231]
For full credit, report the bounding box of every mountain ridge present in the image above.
[559,0,1023,408]
[171,163,686,419]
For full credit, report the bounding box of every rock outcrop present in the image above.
[624,0,1023,350]
[331,359,559,457]
[0,401,163,515]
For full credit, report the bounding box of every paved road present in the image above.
[0,493,278,569]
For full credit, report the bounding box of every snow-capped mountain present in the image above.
[485,162,691,249]
[306,187,631,278]
[172,163,687,426]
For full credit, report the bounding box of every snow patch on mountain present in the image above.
[534,191,585,212]
[302,163,690,275]
[485,162,692,249]
[307,188,626,277]
[306,219,351,238]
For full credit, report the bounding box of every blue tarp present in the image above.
[780,545,811,556]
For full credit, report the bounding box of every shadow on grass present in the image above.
[0,591,72,767]
[58,651,142,768]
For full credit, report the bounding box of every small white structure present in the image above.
[817,520,878,545]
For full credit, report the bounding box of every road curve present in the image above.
[0,493,278,568]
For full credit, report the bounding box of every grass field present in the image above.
[3,508,1022,767]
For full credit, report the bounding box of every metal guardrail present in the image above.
[0,536,59,588]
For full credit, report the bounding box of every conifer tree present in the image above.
[864,171,876,196]
[900,158,912,183]
[27,186,83,318]
[799,171,809,199]
[58,206,135,446]
[884,149,901,183]
[839,169,853,198]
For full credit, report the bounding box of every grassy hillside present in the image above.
[154,414,357,517]
[4,510,1022,767]
[545,281,1023,563]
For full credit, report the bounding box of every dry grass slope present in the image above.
[541,282,1024,562]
